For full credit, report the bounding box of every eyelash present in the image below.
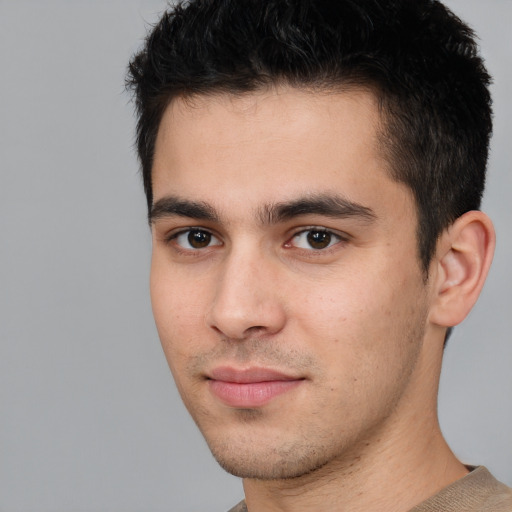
[166,228,222,252]
[166,226,348,254]
[285,227,348,252]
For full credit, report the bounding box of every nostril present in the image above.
[246,326,266,335]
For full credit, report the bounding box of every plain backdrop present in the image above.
[0,1,510,511]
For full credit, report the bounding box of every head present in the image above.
[126,0,495,482]
[127,0,492,274]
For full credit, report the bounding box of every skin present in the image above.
[149,87,492,511]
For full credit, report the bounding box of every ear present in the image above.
[428,211,495,328]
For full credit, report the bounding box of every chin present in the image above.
[205,434,338,481]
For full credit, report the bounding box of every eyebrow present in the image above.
[259,194,377,225]
[149,193,376,225]
[150,196,219,224]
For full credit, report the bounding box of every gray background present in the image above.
[0,1,510,511]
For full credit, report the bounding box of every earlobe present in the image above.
[429,211,495,328]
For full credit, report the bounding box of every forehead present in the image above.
[152,87,411,223]
[155,87,381,160]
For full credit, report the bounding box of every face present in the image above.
[150,88,434,480]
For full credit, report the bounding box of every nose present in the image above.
[205,248,287,340]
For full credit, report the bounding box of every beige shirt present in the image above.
[227,467,512,512]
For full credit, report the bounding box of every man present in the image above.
[126,0,512,510]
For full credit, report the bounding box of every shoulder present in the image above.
[480,470,512,511]
[411,466,512,512]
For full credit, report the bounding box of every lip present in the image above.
[207,366,304,408]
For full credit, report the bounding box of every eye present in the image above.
[288,228,343,250]
[171,229,222,250]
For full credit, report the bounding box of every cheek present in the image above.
[292,270,383,343]
[150,259,208,365]
[292,275,427,433]
[292,263,425,370]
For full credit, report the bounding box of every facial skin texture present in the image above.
[150,88,480,510]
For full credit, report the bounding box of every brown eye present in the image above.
[172,229,221,250]
[288,228,343,251]
[306,230,332,249]
[187,229,212,248]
